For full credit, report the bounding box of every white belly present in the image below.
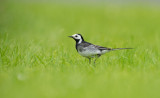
[78,49,109,58]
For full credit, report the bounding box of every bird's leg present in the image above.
[93,58,97,65]
[88,58,91,64]
[93,54,101,65]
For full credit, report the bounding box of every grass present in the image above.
[0,1,160,98]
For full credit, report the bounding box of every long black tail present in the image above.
[112,48,133,51]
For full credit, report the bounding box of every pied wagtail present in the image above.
[69,34,132,64]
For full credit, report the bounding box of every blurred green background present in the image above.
[0,0,160,98]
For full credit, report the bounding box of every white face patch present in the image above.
[72,34,82,44]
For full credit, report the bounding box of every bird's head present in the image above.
[69,34,84,44]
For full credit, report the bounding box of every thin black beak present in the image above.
[68,36,73,38]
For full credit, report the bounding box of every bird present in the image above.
[69,34,132,64]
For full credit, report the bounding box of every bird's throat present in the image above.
[78,39,82,44]
[75,39,83,44]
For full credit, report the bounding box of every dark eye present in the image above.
[75,35,78,37]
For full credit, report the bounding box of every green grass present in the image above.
[0,1,160,98]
